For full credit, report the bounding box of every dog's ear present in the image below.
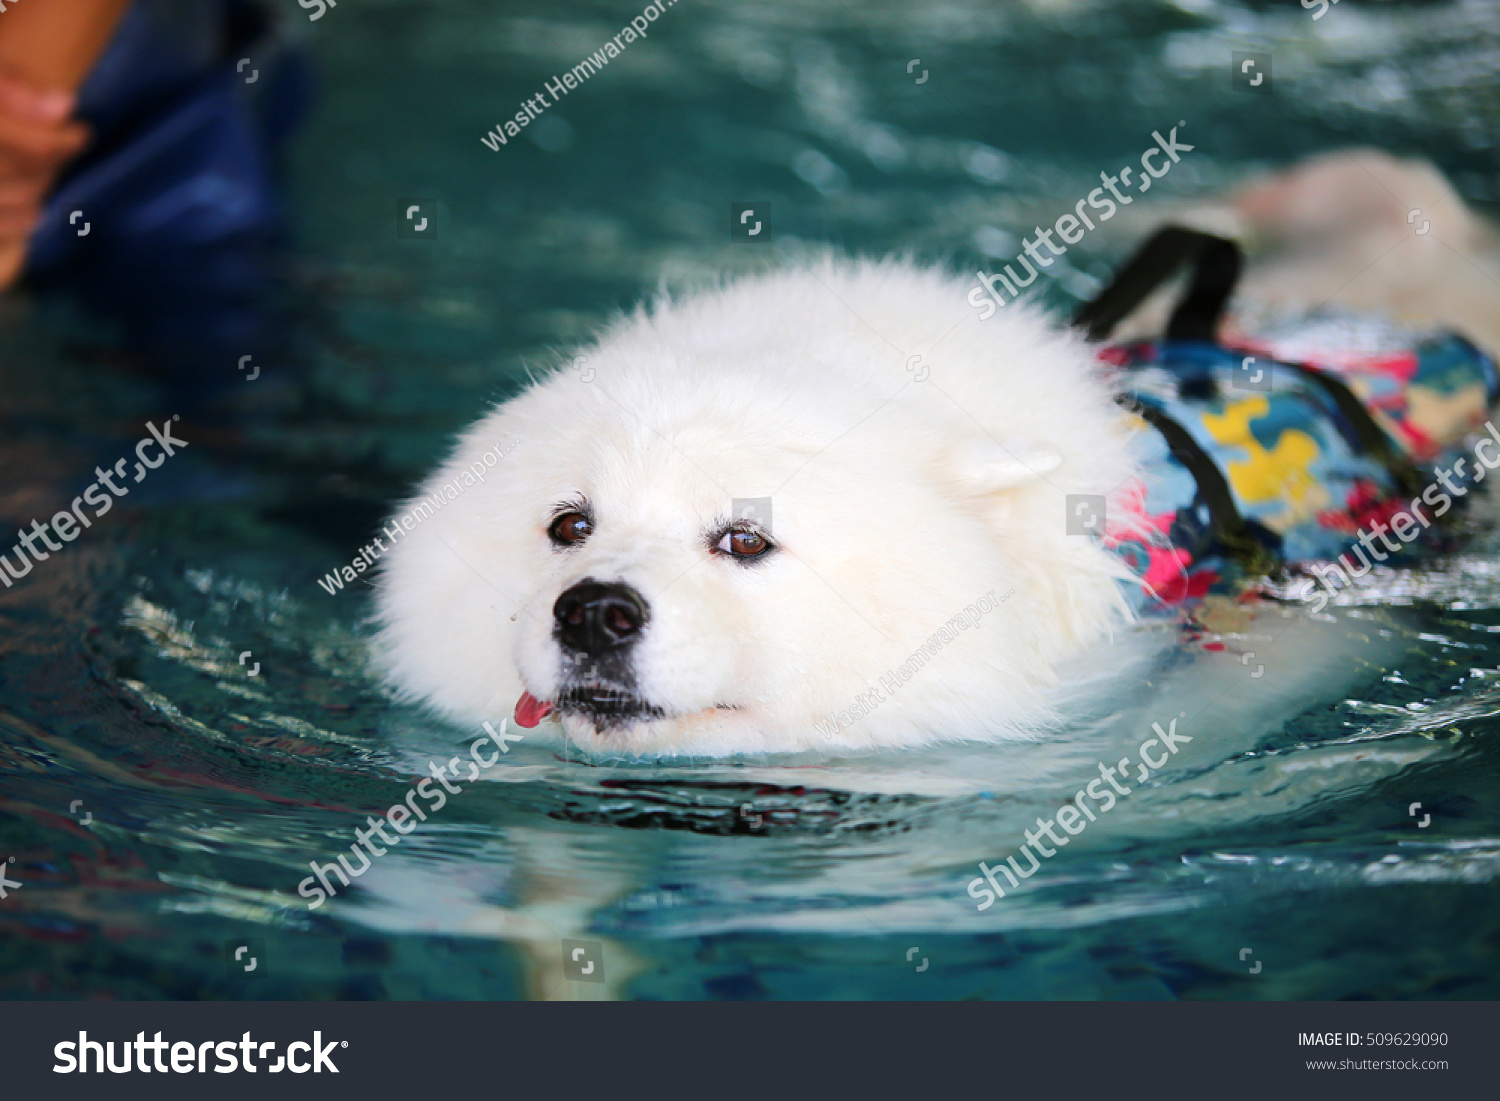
[951,436,1063,494]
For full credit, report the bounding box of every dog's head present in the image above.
[374,263,1132,755]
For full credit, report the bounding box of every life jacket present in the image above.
[1076,227,1500,608]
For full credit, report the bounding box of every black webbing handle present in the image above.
[1072,225,1241,342]
[1082,225,1425,497]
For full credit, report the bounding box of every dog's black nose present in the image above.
[553,580,649,655]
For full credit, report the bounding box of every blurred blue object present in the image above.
[25,0,313,396]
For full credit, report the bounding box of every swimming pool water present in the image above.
[2,0,1499,999]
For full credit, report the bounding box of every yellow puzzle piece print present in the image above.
[1201,395,1329,530]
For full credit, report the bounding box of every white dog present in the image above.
[374,152,1499,758]
[373,259,1138,756]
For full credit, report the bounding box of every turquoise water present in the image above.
[2,0,1499,999]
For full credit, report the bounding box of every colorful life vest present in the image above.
[1074,228,1500,608]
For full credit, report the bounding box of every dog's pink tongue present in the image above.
[514,691,554,728]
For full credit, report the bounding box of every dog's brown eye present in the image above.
[716,529,772,559]
[549,511,592,546]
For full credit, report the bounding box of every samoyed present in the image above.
[373,151,1499,758]
[372,260,1139,756]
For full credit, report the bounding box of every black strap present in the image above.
[1277,362,1427,498]
[1084,225,1427,500]
[1072,226,1241,342]
[1114,394,1276,571]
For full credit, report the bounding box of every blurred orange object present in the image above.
[0,0,133,288]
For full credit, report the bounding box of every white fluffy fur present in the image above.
[374,257,1139,756]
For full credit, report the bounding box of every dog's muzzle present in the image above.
[548,579,658,729]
